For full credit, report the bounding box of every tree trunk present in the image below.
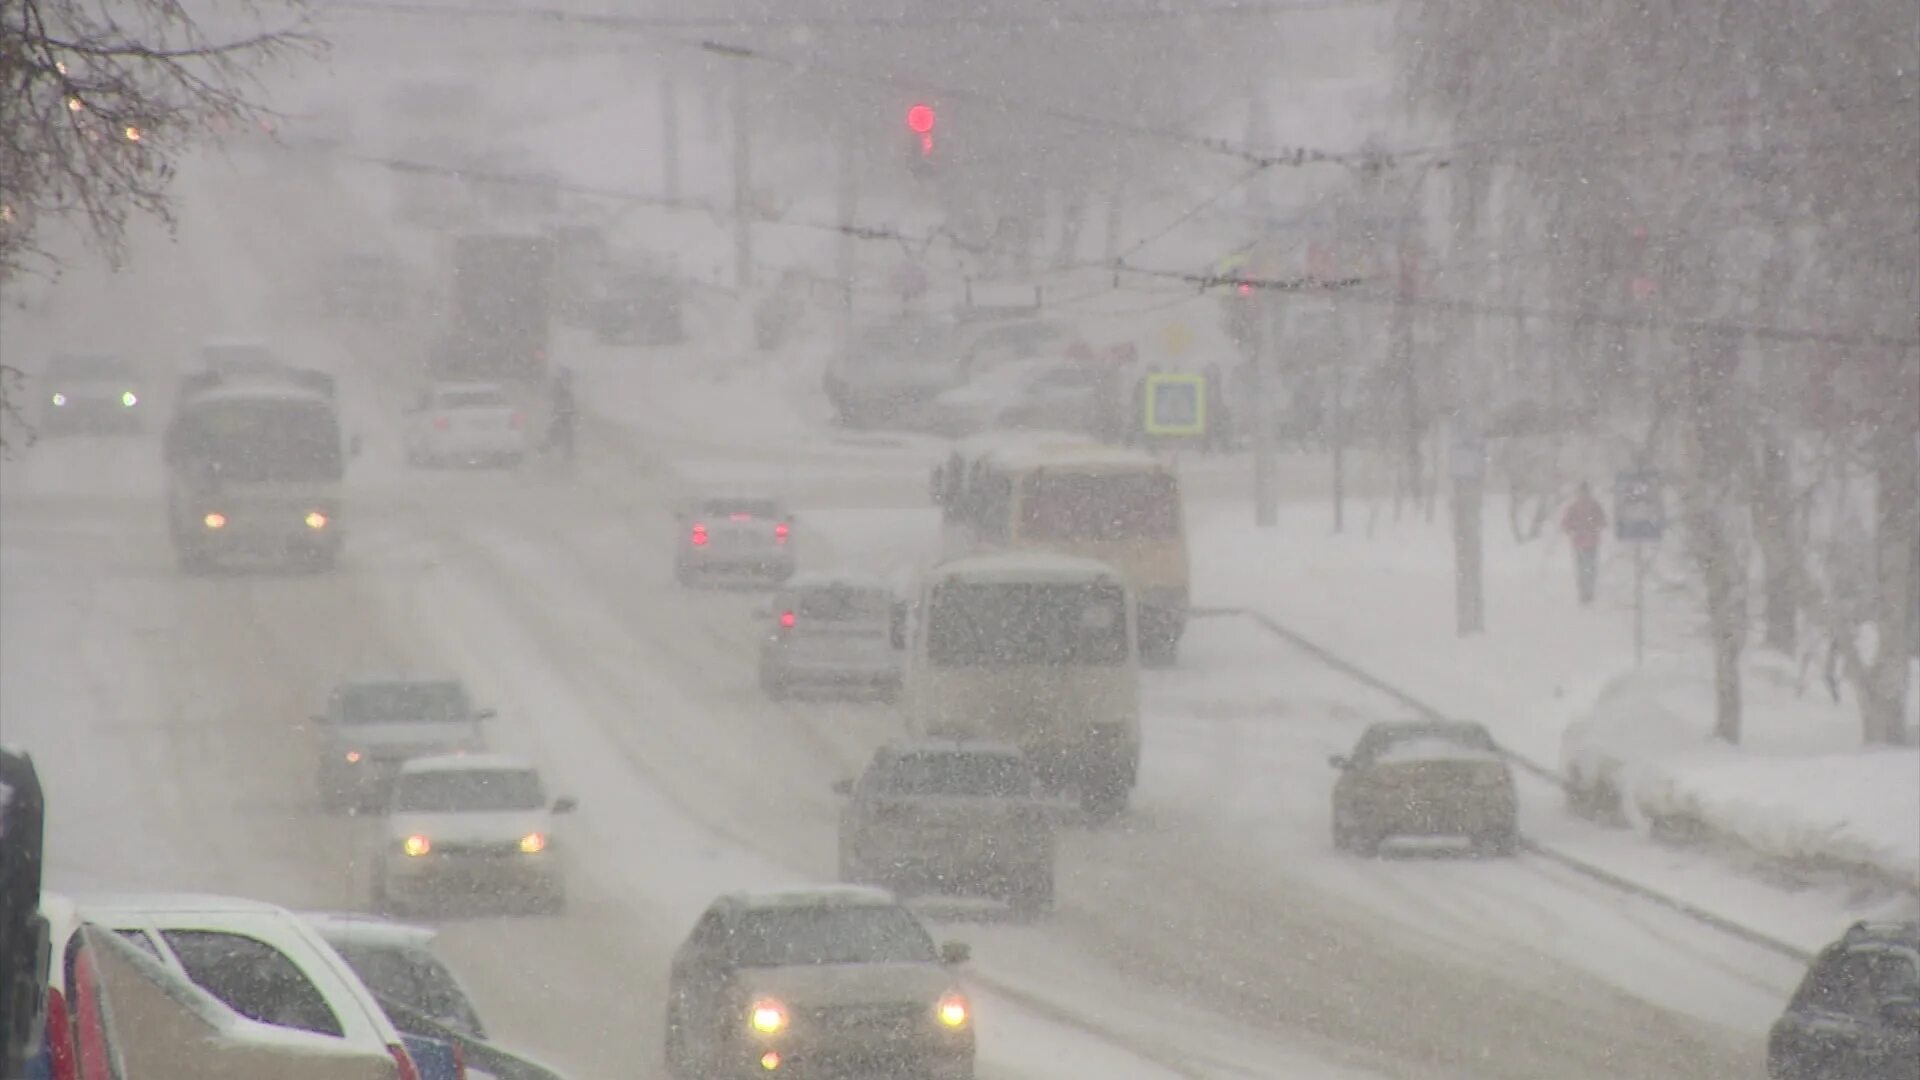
[1752,428,1799,654]
[1861,396,1918,744]
[1683,336,1749,745]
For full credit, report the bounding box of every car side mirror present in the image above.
[831,779,853,797]
[475,708,498,721]
[552,796,578,814]
[1328,755,1350,771]
[940,941,970,966]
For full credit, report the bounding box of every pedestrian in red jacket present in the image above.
[1562,482,1608,605]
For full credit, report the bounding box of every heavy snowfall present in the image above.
[0,1,1915,1078]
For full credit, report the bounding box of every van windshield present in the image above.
[1021,472,1179,542]
[166,398,342,483]
[927,580,1129,666]
[796,586,889,622]
[394,769,546,813]
[875,752,1034,798]
[337,681,470,724]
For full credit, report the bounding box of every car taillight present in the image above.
[774,522,790,544]
[690,523,709,546]
[511,411,526,430]
[432,415,450,431]
[451,1040,467,1080]
[389,1044,422,1080]
[779,610,796,629]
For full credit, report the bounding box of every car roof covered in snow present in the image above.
[729,885,900,912]
[783,570,894,594]
[948,429,1102,460]
[928,550,1127,586]
[985,440,1167,474]
[881,738,1027,760]
[398,752,536,776]
[301,912,437,951]
[76,892,294,917]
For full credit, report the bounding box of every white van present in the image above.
[903,552,1141,816]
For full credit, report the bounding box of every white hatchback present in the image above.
[403,382,527,468]
[374,754,576,916]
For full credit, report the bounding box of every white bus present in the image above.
[904,552,1141,816]
[163,371,351,573]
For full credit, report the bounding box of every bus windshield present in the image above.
[927,580,1129,667]
[167,398,342,483]
[1021,471,1179,542]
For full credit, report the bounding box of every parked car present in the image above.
[1329,720,1520,856]
[755,573,903,699]
[665,887,974,1079]
[372,754,576,916]
[314,678,493,813]
[1768,920,1920,1080]
[304,913,487,1039]
[64,894,428,1078]
[834,740,1057,914]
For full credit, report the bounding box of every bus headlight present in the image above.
[304,511,328,530]
[203,512,227,530]
[936,992,970,1029]
[749,999,788,1034]
[518,832,547,854]
[50,393,67,407]
[402,835,431,857]
[121,390,138,407]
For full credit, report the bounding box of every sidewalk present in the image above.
[1187,498,1920,897]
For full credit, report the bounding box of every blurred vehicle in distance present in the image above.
[35,354,144,436]
[834,739,1057,915]
[585,265,685,347]
[665,887,974,1079]
[1329,721,1521,857]
[402,382,527,468]
[372,755,575,917]
[756,573,903,700]
[674,495,797,587]
[904,553,1141,817]
[438,233,554,385]
[823,318,965,429]
[1768,920,1920,1080]
[920,357,1109,438]
[314,678,493,813]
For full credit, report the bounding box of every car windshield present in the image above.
[795,586,889,622]
[700,498,781,519]
[729,906,938,968]
[850,321,955,364]
[48,355,128,381]
[927,580,1129,666]
[874,752,1033,798]
[165,397,342,483]
[334,942,485,1037]
[1021,471,1180,542]
[160,929,344,1037]
[437,389,507,409]
[394,769,546,813]
[1358,725,1501,767]
[337,682,469,723]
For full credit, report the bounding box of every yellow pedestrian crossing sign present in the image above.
[1145,373,1206,436]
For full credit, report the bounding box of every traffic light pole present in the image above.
[1244,93,1278,528]
[660,74,680,203]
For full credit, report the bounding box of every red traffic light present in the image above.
[905,103,936,135]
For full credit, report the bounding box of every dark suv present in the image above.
[1768,920,1920,1080]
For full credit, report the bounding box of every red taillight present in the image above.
[452,1040,468,1080]
[690,523,708,546]
[390,1044,422,1080]
[779,610,796,629]
[774,522,790,544]
[432,415,450,431]
[510,411,525,430]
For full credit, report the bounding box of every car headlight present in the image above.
[402,835,431,857]
[936,992,969,1029]
[121,390,138,407]
[304,511,328,530]
[50,393,67,407]
[749,999,788,1034]
[202,512,227,530]
[344,750,362,764]
[518,832,546,854]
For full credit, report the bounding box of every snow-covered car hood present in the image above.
[385,809,551,846]
[742,961,957,1009]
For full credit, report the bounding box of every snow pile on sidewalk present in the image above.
[1563,660,1920,894]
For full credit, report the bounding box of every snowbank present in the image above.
[1563,662,1920,895]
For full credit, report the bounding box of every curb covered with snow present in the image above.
[1563,667,1920,899]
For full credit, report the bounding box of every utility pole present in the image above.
[660,73,680,203]
[730,66,753,290]
[1245,93,1278,527]
[836,121,858,331]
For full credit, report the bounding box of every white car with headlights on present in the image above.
[665,886,974,1079]
[372,754,576,917]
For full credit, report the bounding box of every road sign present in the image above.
[1614,469,1665,542]
[1144,373,1206,437]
